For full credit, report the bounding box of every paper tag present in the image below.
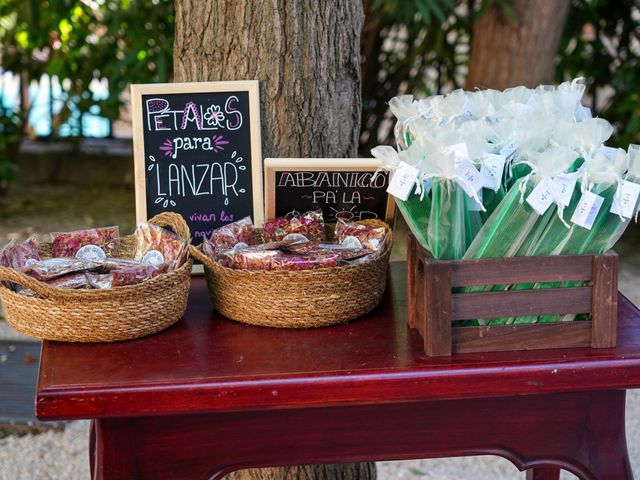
[386,161,419,201]
[444,143,470,167]
[499,141,517,160]
[480,154,506,191]
[340,236,363,249]
[553,175,577,207]
[282,233,309,244]
[571,190,605,230]
[526,179,555,215]
[76,244,106,261]
[575,104,593,121]
[142,250,165,266]
[611,180,640,219]
[467,189,484,211]
[454,160,484,197]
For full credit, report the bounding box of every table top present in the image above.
[36,262,640,421]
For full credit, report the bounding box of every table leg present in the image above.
[526,468,560,480]
[90,390,632,480]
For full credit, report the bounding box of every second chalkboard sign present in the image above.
[131,81,263,246]
[264,158,394,224]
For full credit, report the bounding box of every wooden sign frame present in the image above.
[264,158,395,224]
[131,80,264,228]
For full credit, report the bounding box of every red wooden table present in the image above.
[36,263,640,480]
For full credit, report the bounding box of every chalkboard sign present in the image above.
[131,81,263,245]
[264,158,394,223]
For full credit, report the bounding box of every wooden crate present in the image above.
[406,234,618,356]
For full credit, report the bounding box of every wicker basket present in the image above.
[0,212,193,343]
[189,219,393,328]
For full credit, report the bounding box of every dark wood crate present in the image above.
[406,234,618,356]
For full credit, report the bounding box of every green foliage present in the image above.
[556,0,640,148]
[0,0,174,136]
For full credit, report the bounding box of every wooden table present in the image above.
[36,263,640,480]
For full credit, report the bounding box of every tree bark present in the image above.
[174,0,364,158]
[173,1,373,479]
[465,0,570,90]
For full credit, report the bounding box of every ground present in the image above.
[0,179,639,479]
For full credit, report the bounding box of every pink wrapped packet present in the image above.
[271,252,340,271]
[98,257,145,271]
[134,222,188,270]
[0,236,41,269]
[52,226,120,259]
[47,273,91,289]
[334,219,387,252]
[281,241,372,261]
[22,258,101,281]
[203,217,258,258]
[111,263,169,287]
[262,210,325,243]
[230,249,283,270]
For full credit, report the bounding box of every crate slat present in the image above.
[452,322,592,354]
[451,287,593,320]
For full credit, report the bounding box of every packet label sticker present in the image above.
[526,179,555,215]
[75,244,107,261]
[340,236,363,249]
[454,160,484,197]
[553,175,577,207]
[571,190,605,230]
[282,233,309,244]
[386,161,419,201]
[611,180,640,219]
[499,141,518,160]
[141,250,165,266]
[480,153,506,190]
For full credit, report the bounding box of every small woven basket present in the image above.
[189,219,393,328]
[0,212,193,343]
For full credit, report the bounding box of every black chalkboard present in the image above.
[132,82,262,246]
[265,160,392,223]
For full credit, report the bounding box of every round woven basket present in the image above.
[189,219,393,328]
[0,212,193,343]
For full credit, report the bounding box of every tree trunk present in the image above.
[465,0,570,90]
[173,1,373,479]
[174,0,363,158]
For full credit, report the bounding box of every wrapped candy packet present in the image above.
[22,258,101,282]
[47,273,92,289]
[281,241,373,261]
[231,249,283,270]
[111,263,169,287]
[272,253,340,270]
[335,219,387,252]
[262,209,325,242]
[134,222,188,270]
[0,235,41,269]
[52,226,120,259]
[202,216,258,257]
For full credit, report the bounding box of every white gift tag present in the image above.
[444,143,470,167]
[553,175,577,207]
[386,161,419,201]
[571,190,605,230]
[454,160,484,197]
[610,180,640,219]
[499,141,518,160]
[480,154,506,191]
[526,179,555,215]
